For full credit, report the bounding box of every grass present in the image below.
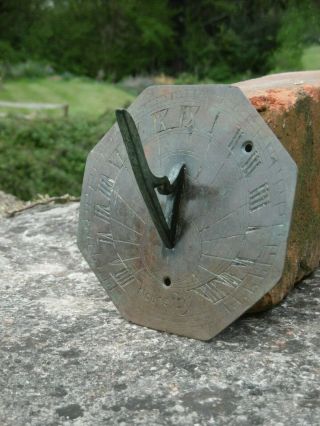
[301,45,320,70]
[0,77,134,118]
[0,76,135,199]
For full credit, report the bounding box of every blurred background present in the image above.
[0,0,319,202]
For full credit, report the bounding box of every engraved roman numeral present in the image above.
[97,232,114,246]
[195,272,242,303]
[101,279,117,292]
[98,175,114,200]
[94,204,111,223]
[215,272,242,288]
[241,151,262,177]
[179,105,199,128]
[209,112,220,134]
[152,108,168,132]
[96,269,118,291]
[249,183,270,211]
[232,257,255,267]
[266,143,277,166]
[109,149,124,170]
[228,128,243,151]
[195,283,225,303]
[111,267,135,287]
[85,172,96,214]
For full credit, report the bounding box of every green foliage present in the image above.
[0,114,112,200]
[271,0,320,72]
[2,0,318,82]
[24,0,174,80]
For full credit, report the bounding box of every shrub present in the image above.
[0,112,114,200]
[1,61,55,80]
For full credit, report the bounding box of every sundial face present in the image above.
[78,85,297,340]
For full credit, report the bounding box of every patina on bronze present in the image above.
[77,85,297,340]
[116,109,185,249]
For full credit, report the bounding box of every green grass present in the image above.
[302,45,320,70]
[0,76,135,199]
[0,77,134,118]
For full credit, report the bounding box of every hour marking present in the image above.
[209,112,220,134]
[110,256,140,265]
[97,232,114,246]
[249,183,270,211]
[94,204,111,223]
[113,239,140,246]
[266,142,278,166]
[194,272,242,304]
[152,108,169,133]
[241,151,262,177]
[194,283,225,303]
[98,175,114,200]
[215,272,242,288]
[109,148,124,170]
[228,128,243,151]
[233,257,255,267]
[201,234,244,243]
[110,266,136,288]
[179,105,200,129]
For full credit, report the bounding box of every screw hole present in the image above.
[163,276,171,287]
[243,141,253,153]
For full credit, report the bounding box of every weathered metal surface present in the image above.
[116,109,185,249]
[78,85,297,340]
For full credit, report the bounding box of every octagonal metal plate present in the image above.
[78,85,297,340]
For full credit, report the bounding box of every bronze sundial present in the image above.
[78,85,297,340]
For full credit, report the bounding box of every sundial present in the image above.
[78,85,297,340]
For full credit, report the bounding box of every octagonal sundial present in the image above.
[78,85,297,340]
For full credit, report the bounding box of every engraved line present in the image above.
[113,239,140,246]
[115,192,145,224]
[110,216,142,235]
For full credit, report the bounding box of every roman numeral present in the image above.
[97,232,113,246]
[249,183,270,212]
[209,112,220,134]
[215,273,242,288]
[179,105,199,128]
[228,128,243,151]
[111,267,135,287]
[241,151,262,177]
[195,283,225,303]
[195,273,242,303]
[98,175,114,200]
[94,204,111,223]
[232,257,254,267]
[266,143,277,166]
[109,149,124,170]
[152,108,168,132]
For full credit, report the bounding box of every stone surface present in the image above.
[235,71,320,311]
[0,202,319,425]
[0,190,24,217]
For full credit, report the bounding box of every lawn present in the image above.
[0,77,135,200]
[301,45,320,70]
[0,77,134,118]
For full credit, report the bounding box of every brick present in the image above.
[235,71,320,311]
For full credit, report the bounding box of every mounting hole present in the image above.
[163,276,171,287]
[243,141,253,153]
